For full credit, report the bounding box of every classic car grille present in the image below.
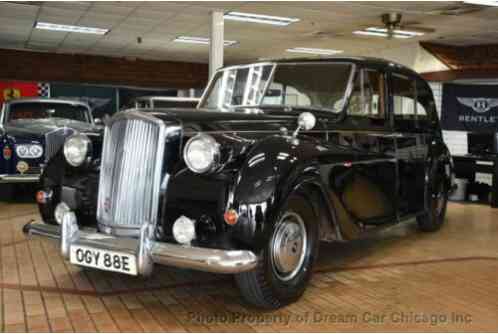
[45,127,76,162]
[97,115,165,233]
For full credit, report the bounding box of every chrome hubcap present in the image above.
[271,212,307,281]
[433,183,446,217]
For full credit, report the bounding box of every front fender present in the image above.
[230,135,333,251]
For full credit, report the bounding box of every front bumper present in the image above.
[23,212,258,275]
[0,174,40,183]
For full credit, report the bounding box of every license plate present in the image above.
[69,245,138,275]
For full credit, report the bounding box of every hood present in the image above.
[4,119,97,141]
[136,108,314,135]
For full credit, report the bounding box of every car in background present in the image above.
[0,98,99,184]
[132,96,200,109]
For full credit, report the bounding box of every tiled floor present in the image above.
[1,193,498,332]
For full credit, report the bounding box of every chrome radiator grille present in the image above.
[44,127,75,162]
[97,114,165,233]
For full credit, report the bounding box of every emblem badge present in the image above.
[16,161,29,174]
[457,97,498,113]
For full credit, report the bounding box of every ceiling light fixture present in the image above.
[35,21,109,35]
[224,11,300,26]
[286,47,343,56]
[353,27,424,39]
[173,36,238,46]
[463,0,498,6]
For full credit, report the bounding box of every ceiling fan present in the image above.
[354,13,435,40]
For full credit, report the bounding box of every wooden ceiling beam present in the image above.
[421,68,498,82]
[0,48,209,89]
[420,42,498,71]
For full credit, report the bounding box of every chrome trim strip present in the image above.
[0,174,40,183]
[24,219,258,275]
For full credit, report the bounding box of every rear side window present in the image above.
[391,73,437,131]
[392,74,416,118]
[347,69,386,127]
[415,78,437,124]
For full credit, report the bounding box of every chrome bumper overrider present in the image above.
[23,212,258,275]
[0,174,40,183]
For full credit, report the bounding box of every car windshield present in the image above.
[6,102,91,123]
[199,62,354,113]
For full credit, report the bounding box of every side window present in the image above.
[416,78,437,124]
[364,70,385,119]
[392,74,416,119]
[347,69,386,124]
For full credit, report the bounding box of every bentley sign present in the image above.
[442,83,498,131]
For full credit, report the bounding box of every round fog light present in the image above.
[172,215,196,245]
[54,202,71,225]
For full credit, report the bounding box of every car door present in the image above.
[390,72,428,216]
[325,67,398,229]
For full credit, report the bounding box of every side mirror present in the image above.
[293,112,316,138]
[94,118,103,125]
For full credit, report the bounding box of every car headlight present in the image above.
[16,144,43,158]
[63,133,91,167]
[183,134,220,173]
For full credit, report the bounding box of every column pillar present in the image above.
[209,11,224,79]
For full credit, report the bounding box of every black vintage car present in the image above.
[25,57,453,309]
[0,98,98,184]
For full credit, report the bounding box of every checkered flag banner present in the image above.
[37,82,50,98]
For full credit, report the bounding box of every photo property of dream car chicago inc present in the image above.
[1,0,498,333]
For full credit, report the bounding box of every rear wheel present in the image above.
[235,194,319,309]
[417,163,448,232]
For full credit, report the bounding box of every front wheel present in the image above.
[417,163,449,232]
[235,194,319,309]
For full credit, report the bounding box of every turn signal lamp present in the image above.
[36,191,48,204]
[224,209,239,226]
[3,146,12,160]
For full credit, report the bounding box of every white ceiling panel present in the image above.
[89,3,135,16]
[0,1,496,64]
[0,2,39,19]
[77,14,122,29]
[42,1,92,11]
[29,29,67,43]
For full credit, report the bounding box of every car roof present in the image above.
[3,97,91,108]
[134,96,200,102]
[221,56,420,78]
